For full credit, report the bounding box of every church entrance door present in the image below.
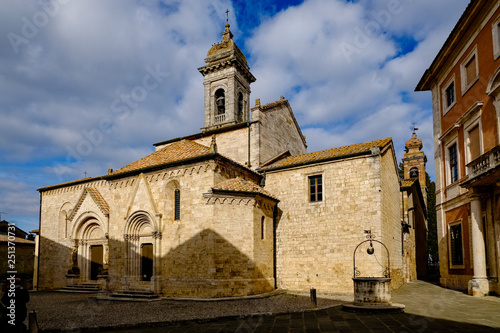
[90,245,103,280]
[141,243,153,281]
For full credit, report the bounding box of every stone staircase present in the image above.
[109,289,160,300]
[60,283,101,293]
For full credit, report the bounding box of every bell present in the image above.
[216,97,225,108]
[367,246,374,255]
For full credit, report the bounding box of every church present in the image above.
[37,23,427,297]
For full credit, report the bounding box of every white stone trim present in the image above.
[460,45,479,95]
[444,134,460,187]
[492,15,500,60]
[442,75,456,116]
[448,219,465,270]
[463,107,483,167]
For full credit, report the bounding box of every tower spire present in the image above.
[198,14,255,133]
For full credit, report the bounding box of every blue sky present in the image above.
[0,0,470,232]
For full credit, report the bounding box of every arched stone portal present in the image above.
[124,211,161,291]
[72,216,107,281]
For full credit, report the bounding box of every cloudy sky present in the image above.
[1,0,470,232]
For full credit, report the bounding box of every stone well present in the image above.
[342,231,404,313]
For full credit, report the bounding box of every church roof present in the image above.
[401,179,417,188]
[110,140,212,176]
[212,177,278,201]
[260,138,393,171]
[0,234,35,245]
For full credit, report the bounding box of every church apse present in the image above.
[161,228,273,297]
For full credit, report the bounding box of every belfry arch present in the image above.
[124,211,161,289]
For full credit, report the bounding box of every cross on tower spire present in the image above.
[226,9,229,24]
[410,122,419,134]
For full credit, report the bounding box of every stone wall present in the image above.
[265,152,397,293]
[379,148,405,289]
[39,159,274,297]
[252,101,307,165]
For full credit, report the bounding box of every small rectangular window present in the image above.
[468,125,480,161]
[465,56,477,86]
[449,223,464,267]
[449,144,459,183]
[309,175,322,202]
[445,82,455,108]
[174,189,180,220]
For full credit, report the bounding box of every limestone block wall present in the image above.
[379,148,405,289]
[265,154,390,293]
[39,159,273,297]
[193,127,259,168]
[39,179,109,290]
[251,102,307,165]
[162,194,275,297]
[401,190,418,282]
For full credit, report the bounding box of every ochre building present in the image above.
[417,0,500,296]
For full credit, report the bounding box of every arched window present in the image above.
[409,167,419,179]
[237,92,244,122]
[261,216,265,240]
[215,89,225,115]
[174,189,180,221]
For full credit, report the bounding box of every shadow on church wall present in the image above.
[160,228,273,297]
[36,228,273,298]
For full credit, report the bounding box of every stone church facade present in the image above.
[37,23,423,297]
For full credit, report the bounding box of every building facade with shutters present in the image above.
[37,23,424,297]
[416,0,500,295]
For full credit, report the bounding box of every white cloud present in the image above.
[0,0,471,231]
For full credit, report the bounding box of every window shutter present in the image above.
[468,125,480,161]
[465,56,477,86]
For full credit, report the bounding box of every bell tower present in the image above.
[198,22,256,132]
[403,130,428,203]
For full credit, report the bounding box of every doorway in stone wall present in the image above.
[141,243,153,281]
[90,245,103,280]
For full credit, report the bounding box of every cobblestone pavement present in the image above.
[104,281,500,333]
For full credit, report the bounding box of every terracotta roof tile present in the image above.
[0,234,35,244]
[38,177,99,192]
[86,188,109,214]
[112,140,211,175]
[261,138,393,171]
[401,179,416,188]
[213,177,278,200]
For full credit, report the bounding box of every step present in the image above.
[110,289,159,299]
[61,284,101,292]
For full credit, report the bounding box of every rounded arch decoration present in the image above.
[124,211,161,284]
[409,167,419,179]
[486,66,500,96]
[237,91,244,122]
[214,88,226,115]
[71,214,107,281]
[166,180,181,222]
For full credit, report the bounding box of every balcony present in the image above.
[465,145,500,186]
[215,113,226,123]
